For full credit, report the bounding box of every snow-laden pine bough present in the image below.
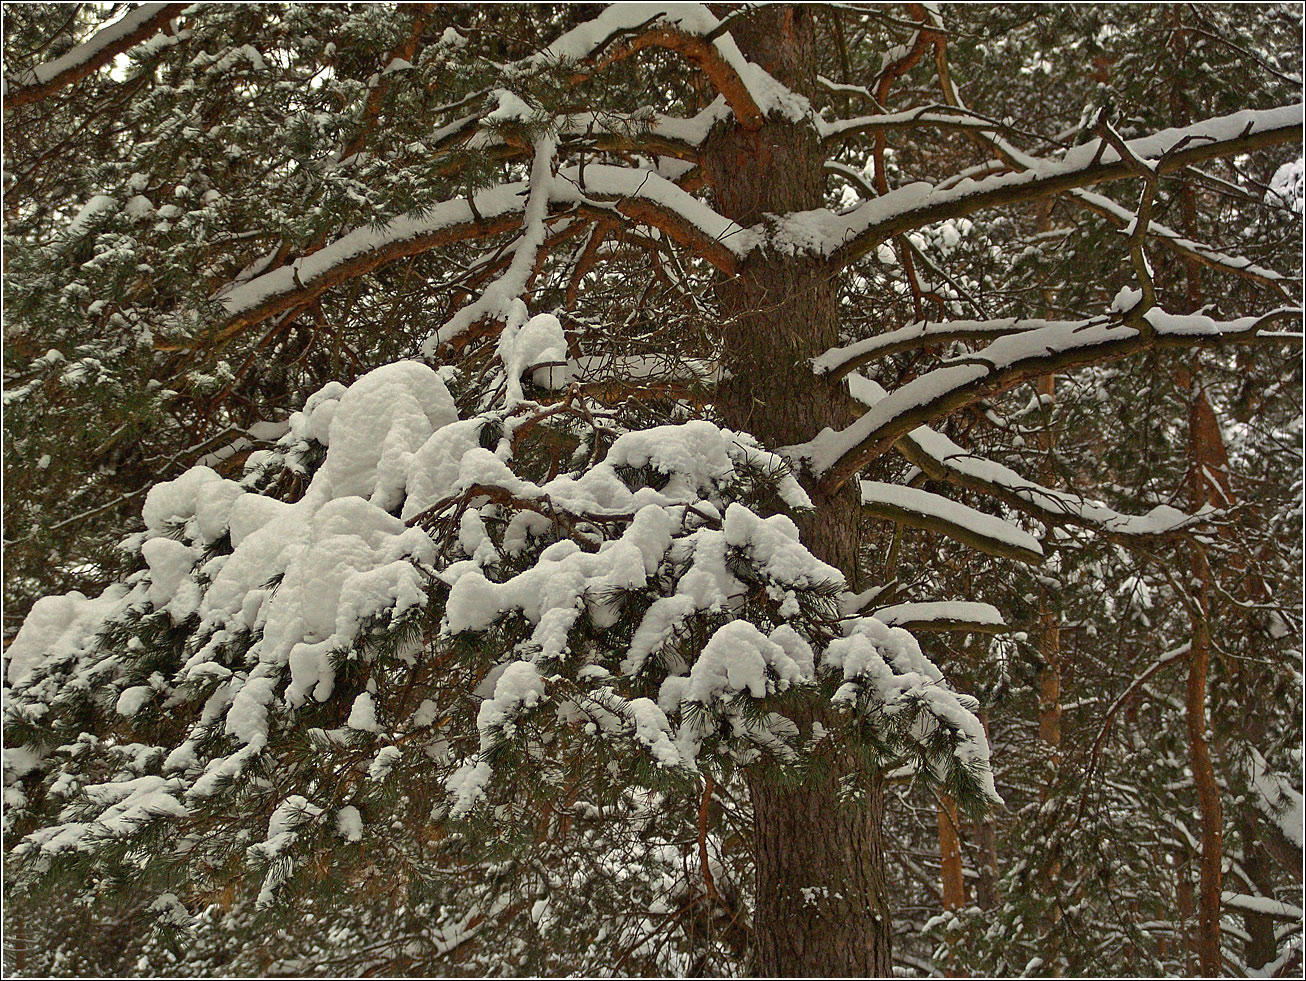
[4,352,997,903]
[3,1,1302,975]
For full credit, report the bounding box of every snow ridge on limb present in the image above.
[3,4,187,108]
[859,480,1043,565]
[769,103,1304,262]
[212,162,749,344]
[837,374,1222,543]
[1069,188,1294,297]
[813,317,1082,380]
[425,135,559,354]
[800,305,1304,491]
[872,601,1007,634]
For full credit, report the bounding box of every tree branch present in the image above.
[812,103,1303,267]
[3,3,186,108]
[807,306,1302,492]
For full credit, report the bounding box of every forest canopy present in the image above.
[2,3,1303,977]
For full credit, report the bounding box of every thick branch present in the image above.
[207,165,744,346]
[814,317,1074,380]
[809,306,1302,492]
[860,480,1044,564]
[873,601,1007,634]
[579,28,764,131]
[801,103,1304,266]
[4,3,186,108]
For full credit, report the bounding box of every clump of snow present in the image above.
[685,620,809,702]
[346,692,379,732]
[9,341,994,854]
[5,587,128,686]
[1267,156,1304,213]
[336,805,363,841]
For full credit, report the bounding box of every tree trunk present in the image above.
[1185,555,1223,977]
[1183,376,1226,977]
[938,793,968,910]
[971,713,1001,911]
[701,6,892,975]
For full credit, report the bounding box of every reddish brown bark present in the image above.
[701,7,889,975]
[4,4,187,108]
[1183,376,1226,976]
[938,793,968,910]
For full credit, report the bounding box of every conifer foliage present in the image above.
[3,3,1302,976]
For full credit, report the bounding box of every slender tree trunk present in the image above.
[1167,29,1226,957]
[1033,199,1065,973]
[938,793,967,910]
[1185,550,1223,977]
[1183,375,1226,977]
[971,713,1001,911]
[702,6,892,975]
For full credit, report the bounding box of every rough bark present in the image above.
[938,793,967,910]
[1183,376,1226,977]
[700,6,891,975]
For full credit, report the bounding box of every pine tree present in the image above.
[4,4,1301,976]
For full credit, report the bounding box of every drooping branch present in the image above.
[838,374,1236,545]
[578,28,764,131]
[3,3,187,108]
[1069,188,1295,297]
[1075,642,1193,827]
[818,105,1021,143]
[428,135,559,352]
[537,4,770,130]
[915,43,1298,302]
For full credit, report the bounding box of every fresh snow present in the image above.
[10,344,998,859]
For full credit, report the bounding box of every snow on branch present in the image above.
[536,3,808,131]
[426,135,558,353]
[771,103,1304,263]
[211,163,748,344]
[1069,188,1295,297]
[925,88,1297,298]
[818,104,1016,142]
[859,480,1043,565]
[872,601,1007,634]
[813,317,1077,380]
[3,3,186,108]
[838,375,1226,543]
[801,305,1303,491]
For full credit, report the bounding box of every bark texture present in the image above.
[701,6,891,975]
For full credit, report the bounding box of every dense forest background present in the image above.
[3,3,1303,977]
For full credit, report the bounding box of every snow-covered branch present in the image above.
[427,135,558,353]
[813,317,1074,380]
[837,375,1227,543]
[1069,188,1295,296]
[775,103,1304,263]
[211,163,747,344]
[3,3,186,108]
[804,305,1302,491]
[536,3,805,132]
[872,601,1007,634]
[860,480,1043,564]
[818,105,1018,143]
